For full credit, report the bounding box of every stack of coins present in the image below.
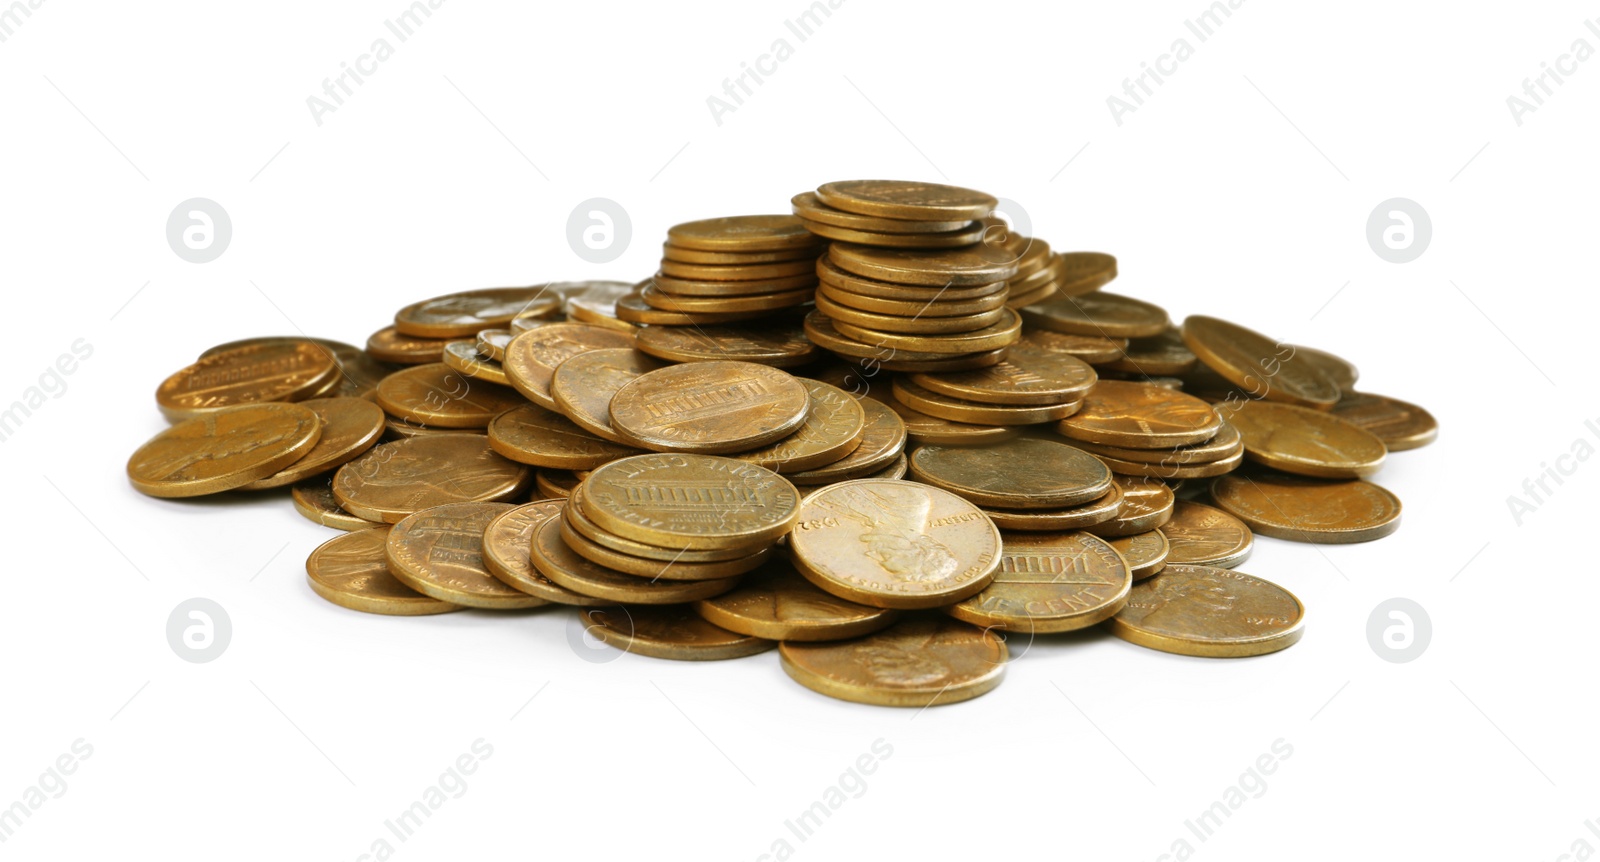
[626,215,824,326]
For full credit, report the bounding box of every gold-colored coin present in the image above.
[383,415,482,440]
[1329,391,1439,451]
[908,438,1112,509]
[726,379,866,473]
[814,179,998,221]
[1106,530,1169,581]
[385,502,547,609]
[634,320,819,368]
[613,290,772,326]
[579,454,800,550]
[1286,344,1359,390]
[877,351,1010,373]
[366,326,452,365]
[529,516,741,603]
[817,282,1008,318]
[832,308,1022,354]
[549,348,666,444]
[649,271,818,297]
[1005,280,1059,308]
[607,361,811,454]
[797,218,986,248]
[980,483,1124,531]
[535,469,580,498]
[576,605,775,661]
[863,452,909,480]
[1085,476,1174,537]
[1103,327,1198,376]
[658,257,819,282]
[393,286,560,338]
[662,242,820,264]
[829,242,1019,287]
[693,557,900,641]
[1210,472,1402,544]
[1021,330,1126,364]
[789,479,1001,609]
[667,214,822,252]
[475,329,514,362]
[886,398,1019,446]
[778,615,1006,707]
[1109,564,1304,657]
[503,322,636,410]
[333,434,530,522]
[947,531,1130,633]
[891,378,1078,425]
[1160,500,1254,568]
[908,343,1096,406]
[1070,422,1242,465]
[1181,315,1340,409]
[1057,380,1222,448]
[564,492,767,562]
[791,191,970,233]
[305,527,463,616]
[817,256,1007,301]
[558,514,773,580]
[788,397,907,484]
[240,397,386,489]
[1018,291,1170,338]
[1091,446,1244,480]
[568,296,639,333]
[487,403,640,470]
[128,403,322,498]
[375,363,525,428]
[156,340,339,422]
[803,310,1005,366]
[1053,251,1118,295]
[640,284,814,314]
[292,477,386,531]
[441,341,510,386]
[1220,400,1387,479]
[814,291,1006,334]
[481,500,608,606]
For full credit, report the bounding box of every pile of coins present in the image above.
[127,178,1439,708]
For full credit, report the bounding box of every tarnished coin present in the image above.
[394,286,560,338]
[789,479,1001,609]
[1286,344,1358,390]
[640,283,814,314]
[818,282,1008,318]
[608,361,811,454]
[442,341,511,386]
[693,558,900,641]
[634,320,819,368]
[1071,422,1242,466]
[1220,400,1387,479]
[1022,330,1127,365]
[659,256,819,282]
[563,492,768,562]
[1019,291,1170,339]
[909,343,1096,406]
[1053,252,1119,295]
[504,323,636,411]
[815,291,1006,335]
[1160,501,1254,568]
[832,308,1023,354]
[613,291,772,326]
[803,310,1006,366]
[947,531,1131,633]
[558,515,773,581]
[487,403,641,470]
[333,434,530,523]
[662,242,820,264]
[667,215,821,252]
[1210,472,1402,544]
[580,454,800,550]
[128,403,322,497]
[384,415,482,440]
[305,527,461,615]
[1103,328,1198,376]
[535,469,580,499]
[549,348,666,444]
[788,397,907,484]
[792,191,971,233]
[481,500,606,606]
[1086,476,1175,537]
[887,399,1019,446]
[891,377,1079,425]
[1091,446,1244,480]
[829,242,1019,287]
[649,271,818,298]
[375,363,525,428]
[980,483,1123,531]
[366,326,455,365]
[292,477,386,531]
[529,517,741,604]
[817,256,1007,301]
[864,453,908,480]
[731,380,867,473]
[1106,530,1170,580]
[779,615,1006,707]
[385,502,546,609]
[568,296,638,333]
[909,438,1112,509]
[241,397,385,489]
[1181,316,1340,409]
[814,180,998,222]
[1330,391,1439,451]
[576,605,775,660]
[798,218,986,249]
[1057,381,1222,448]
[476,329,514,362]
[1109,564,1304,657]
[156,340,339,421]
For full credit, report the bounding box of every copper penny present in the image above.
[829,242,1019,287]
[787,396,907,484]
[1220,400,1387,479]
[487,403,640,470]
[1057,380,1221,448]
[1181,315,1340,408]
[980,483,1124,532]
[634,320,819,368]
[156,340,339,421]
[1106,530,1170,581]
[1086,476,1174,538]
[1210,472,1402,544]
[814,179,998,221]
[891,378,1079,426]
[1019,291,1170,339]
[908,341,1096,406]
[778,615,1006,707]
[503,322,636,410]
[549,348,666,444]
[1330,391,1438,451]
[385,502,546,609]
[305,527,461,616]
[576,605,775,661]
[292,477,386,531]
[1160,500,1254,568]
[729,380,867,473]
[529,517,741,604]
[393,286,560,338]
[128,403,322,498]
[667,214,821,252]
[607,361,811,454]
[366,326,453,365]
[333,434,530,523]
[791,190,971,233]
[375,363,525,429]
[886,399,1019,446]
[240,396,385,489]
[693,557,900,641]
[817,256,1007,301]
[908,438,1112,509]
[441,341,510,386]
[480,500,607,606]
[1109,564,1304,657]
[579,454,800,550]
[947,531,1130,633]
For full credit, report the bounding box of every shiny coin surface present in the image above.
[658,256,819,281]
[487,403,641,469]
[481,500,607,606]
[558,515,773,580]
[128,403,322,497]
[830,242,1019,287]
[385,502,547,608]
[1109,564,1304,657]
[576,605,775,660]
[693,558,900,641]
[814,179,998,221]
[1092,446,1244,480]
[375,363,525,428]
[791,190,970,233]
[1160,501,1254,568]
[803,310,1004,365]
[1053,251,1119,294]
[305,527,461,616]
[580,454,800,550]
[1022,330,1126,365]
[1286,344,1359,390]
[667,215,820,252]
[1086,476,1175,537]
[908,438,1112,509]
[1181,315,1340,408]
[1103,328,1198,376]
[640,283,814,314]
[292,477,386,531]
[1329,391,1439,451]
[613,291,772,326]
[383,415,482,440]
[1057,381,1222,448]
[634,320,819,368]
[832,308,1022,354]
[476,329,514,362]
[441,340,511,386]
[529,516,741,603]
[1071,422,1242,465]
[1106,530,1170,580]
[563,492,767,562]
[549,348,666,444]
[650,270,818,297]
[1019,291,1170,339]
[241,397,385,489]
[817,257,1007,301]
[818,282,1008,318]
[789,479,1001,609]
[798,218,986,248]
[814,291,1005,334]
[535,469,580,499]
[980,484,1124,531]
[393,286,559,338]
[788,397,907,484]
[730,380,867,473]
[366,326,453,365]
[504,323,637,411]
[608,361,811,454]
[156,340,339,421]
[887,399,1019,446]
[779,615,1006,707]
[1210,472,1402,544]
[892,377,1079,425]
[947,531,1131,633]
[662,242,819,264]
[333,434,529,523]
[909,343,1096,406]
[1221,400,1387,479]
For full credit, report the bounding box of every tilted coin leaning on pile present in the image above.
[128,179,1438,707]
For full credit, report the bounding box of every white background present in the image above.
[1,0,1594,859]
